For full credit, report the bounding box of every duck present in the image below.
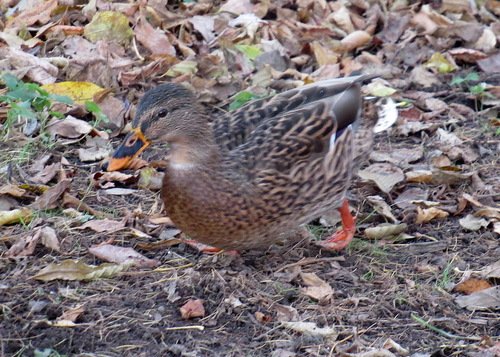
[106,74,389,251]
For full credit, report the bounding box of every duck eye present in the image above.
[157,109,168,118]
[127,135,137,146]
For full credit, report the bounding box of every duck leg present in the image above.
[317,200,356,251]
[184,239,239,255]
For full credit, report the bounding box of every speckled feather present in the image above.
[133,74,380,250]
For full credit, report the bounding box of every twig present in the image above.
[164,325,204,331]
[411,314,481,341]
[274,256,345,273]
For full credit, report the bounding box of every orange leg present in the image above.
[317,200,356,251]
[184,239,239,256]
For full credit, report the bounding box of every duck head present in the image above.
[106,83,210,171]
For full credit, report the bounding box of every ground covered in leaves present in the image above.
[1,0,499,356]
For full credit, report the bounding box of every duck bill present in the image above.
[106,128,150,171]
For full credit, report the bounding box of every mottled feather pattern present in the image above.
[133,74,382,249]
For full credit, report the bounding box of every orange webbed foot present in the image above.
[317,200,356,251]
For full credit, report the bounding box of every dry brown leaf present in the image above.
[0,208,32,227]
[415,207,449,224]
[479,261,500,279]
[364,223,407,240]
[31,179,71,210]
[0,184,27,197]
[340,31,372,52]
[189,15,215,43]
[366,195,398,223]
[455,286,500,311]
[89,244,160,268]
[180,299,205,319]
[40,226,60,252]
[395,188,429,209]
[31,162,61,184]
[255,311,272,324]
[3,47,58,84]
[358,163,404,193]
[6,0,58,29]
[135,16,176,57]
[57,305,85,323]
[454,278,492,295]
[459,214,489,231]
[79,219,126,233]
[46,116,94,139]
[281,321,337,337]
[300,272,333,301]
[33,259,133,281]
[219,0,255,15]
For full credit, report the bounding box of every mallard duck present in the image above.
[106,74,387,251]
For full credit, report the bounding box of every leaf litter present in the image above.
[0,0,499,356]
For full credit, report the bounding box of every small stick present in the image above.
[411,314,481,341]
[164,325,204,331]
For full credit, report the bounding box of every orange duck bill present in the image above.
[106,128,150,171]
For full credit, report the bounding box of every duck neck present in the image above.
[167,126,220,171]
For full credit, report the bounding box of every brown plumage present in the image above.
[107,74,386,251]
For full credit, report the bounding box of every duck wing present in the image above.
[213,74,378,151]
[227,75,378,177]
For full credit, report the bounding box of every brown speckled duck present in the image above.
[106,74,388,251]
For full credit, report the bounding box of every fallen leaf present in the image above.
[455,286,500,311]
[425,52,456,73]
[255,311,272,324]
[46,116,95,139]
[0,184,27,197]
[364,223,407,240]
[31,162,61,184]
[79,219,126,233]
[57,305,85,323]
[189,15,215,43]
[358,163,404,193]
[340,30,372,52]
[477,52,500,74]
[415,207,449,224]
[395,188,429,209]
[89,244,160,268]
[135,16,176,57]
[84,11,133,45]
[300,272,333,301]
[78,146,109,162]
[33,259,133,281]
[42,81,104,105]
[4,47,58,84]
[31,179,71,210]
[459,214,489,231]
[138,168,164,191]
[281,321,337,337]
[40,226,60,252]
[6,0,58,29]
[0,208,32,227]
[366,195,398,223]
[370,147,423,166]
[7,228,42,257]
[365,81,397,97]
[219,0,255,15]
[180,299,205,319]
[479,261,500,279]
[454,278,492,295]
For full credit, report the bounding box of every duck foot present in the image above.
[317,199,356,251]
[184,239,239,255]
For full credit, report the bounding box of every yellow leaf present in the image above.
[42,81,104,105]
[84,11,133,44]
[425,52,456,73]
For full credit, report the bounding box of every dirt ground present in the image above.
[1,95,499,356]
[1,0,500,356]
